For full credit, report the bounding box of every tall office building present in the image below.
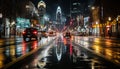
[71,0,95,17]
[71,0,81,18]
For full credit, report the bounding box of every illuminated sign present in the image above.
[16,17,30,28]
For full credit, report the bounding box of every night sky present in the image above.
[30,0,120,19]
[30,0,70,16]
[103,0,120,18]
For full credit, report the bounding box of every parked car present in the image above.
[22,27,41,41]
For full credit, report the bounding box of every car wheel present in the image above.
[24,37,30,41]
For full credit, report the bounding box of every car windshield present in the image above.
[66,32,70,35]
[0,0,120,69]
[25,28,37,31]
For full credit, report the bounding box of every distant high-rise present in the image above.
[71,0,81,18]
[56,6,63,31]
[70,0,95,17]
[56,6,62,24]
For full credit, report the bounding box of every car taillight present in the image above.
[22,31,26,34]
[33,31,38,34]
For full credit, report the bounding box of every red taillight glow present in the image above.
[22,31,26,34]
[33,31,38,34]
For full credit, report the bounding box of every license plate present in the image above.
[27,35,30,37]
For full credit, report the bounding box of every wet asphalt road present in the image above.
[73,36,120,65]
[3,35,120,69]
[0,36,54,69]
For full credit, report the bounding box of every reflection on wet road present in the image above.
[7,35,120,69]
[0,37,54,69]
[73,36,120,66]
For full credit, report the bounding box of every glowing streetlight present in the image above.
[91,6,95,10]
[108,17,111,21]
[96,21,98,24]
[107,17,111,28]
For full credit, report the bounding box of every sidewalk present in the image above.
[0,35,22,42]
[100,36,120,40]
[73,35,120,67]
[89,35,120,40]
[0,35,23,47]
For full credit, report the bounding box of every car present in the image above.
[48,31,56,36]
[64,32,71,38]
[40,31,48,38]
[22,27,41,41]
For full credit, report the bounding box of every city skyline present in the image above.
[0,0,119,18]
[30,0,120,18]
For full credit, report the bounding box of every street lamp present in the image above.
[107,17,111,28]
[96,21,98,24]
[108,17,111,21]
[91,6,95,10]
[107,17,112,37]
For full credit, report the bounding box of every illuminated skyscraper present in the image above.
[56,6,62,24]
[56,6,63,31]
[37,0,46,29]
